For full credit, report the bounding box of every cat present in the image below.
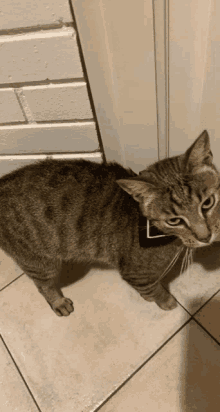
[0,130,218,316]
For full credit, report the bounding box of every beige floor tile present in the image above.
[163,242,220,314]
[99,320,220,412]
[195,290,220,343]
[0,249,23,290]
[0,266,189,412]
[0,337,39,412]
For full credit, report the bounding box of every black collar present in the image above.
[139,212,177,248]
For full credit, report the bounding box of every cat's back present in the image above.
[0,158,135,198]
[0,159,137,261]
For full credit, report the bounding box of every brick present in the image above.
[0,28,83,84]
[22,82,93,121]
[0,153,102,178]
[0,122,99,154]
[0,89,25,123]
[0,0,72,31]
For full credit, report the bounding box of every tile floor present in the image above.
[0,243,219,412]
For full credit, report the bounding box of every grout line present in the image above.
[0,121,27,127]
[0,274,24,293]
[0,121,95,130]
[192,318,220,346]
[0,78,85,89]
[0,152,102,160]
[13,89,29,123]
[0,26,75,43]
[0,335,42,412]
[192,288,220,317]
[94,318,192,412]
[22,81,87,90]
[36,118,94,125]
[0,22,74,37]
[164,288,220,345]
[14,89,36,124]
[162,286,220,344]
[0,118,95,126]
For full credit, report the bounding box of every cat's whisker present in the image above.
[187,248,191,277]
[180,247,194,278]
[180,251,185,274]
[187,248,191,274]
[189,248,193,267]
[187,248,192,274]
[190,248,194,268]
[140,245,185,292]
[188,248,194,276]
[181,249,186,274]
[180,247,188,275]
[185,248,190,269]
[157,245,185,282]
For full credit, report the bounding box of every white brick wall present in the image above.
[0,123,98,154]
[0,89,25,123]
[0,28,83,83]
[22,83,93,121]
[0,0,102,177]
[0,0,72,30]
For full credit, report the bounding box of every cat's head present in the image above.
[117,130,220,248]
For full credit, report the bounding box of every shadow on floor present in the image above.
[180,298,220,412]
[161,242,220,411]
[58,260,112,288]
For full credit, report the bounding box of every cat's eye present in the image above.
[166,217,182,226]
[202,195,215,210]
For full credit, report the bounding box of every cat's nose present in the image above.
[198,233,212,243]
[198,233,212,244]
[193,224,212,243]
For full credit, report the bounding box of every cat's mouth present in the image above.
[180,234,216,249]
[184,243,209,249]
[183,237,214,249]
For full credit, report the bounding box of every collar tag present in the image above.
[139,213,177,248]
[146,219,167,238]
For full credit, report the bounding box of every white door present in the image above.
[169,0,220,169]
[73,0,220,172]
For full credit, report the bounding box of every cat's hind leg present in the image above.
[17,256,74,316]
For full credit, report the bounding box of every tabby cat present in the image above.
[0,130,218,316]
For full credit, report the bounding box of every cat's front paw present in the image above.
[156,294,178,311]
[51,297,74,316]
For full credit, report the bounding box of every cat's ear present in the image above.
[184,130,213,171]
[116,175,157,203]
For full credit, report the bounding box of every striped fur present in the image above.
[0,130,218,316]
[118,130,220,248]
